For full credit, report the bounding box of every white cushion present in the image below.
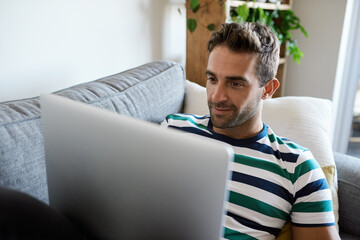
[183,80,209,115]
[183,80,339,228]
[263,97,339,229]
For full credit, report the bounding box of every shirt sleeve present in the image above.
[290,150,335,227]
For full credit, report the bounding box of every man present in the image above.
[162,23,340,240]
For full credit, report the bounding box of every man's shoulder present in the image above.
[164,114,210,127]
[264,126,325,187]
[265,125,308,153]
[161,114,212,136]
[264,125,317,166]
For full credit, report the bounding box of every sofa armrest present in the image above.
[334,152,360,237]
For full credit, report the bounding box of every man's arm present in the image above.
[292,225,340,240]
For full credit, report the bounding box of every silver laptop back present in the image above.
[41,93,233,240]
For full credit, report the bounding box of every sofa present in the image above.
[0,60,359,239]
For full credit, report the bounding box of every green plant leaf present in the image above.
[207,24,216,31]
[292,50,303,64]
[271,8,279,19]
[178,8,182,15]
[190,0,199,9]
[227,4,308,64]
[251,7,257,22]
[287,41,303,64]
[230,16,242,24]
[300,26,308,38]
[190,0,200,13]
[236,4,250,23]
[257,7,267,24]
[187,18,197,33]
[265,11,275,30]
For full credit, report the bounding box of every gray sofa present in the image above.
[0,60,359,239]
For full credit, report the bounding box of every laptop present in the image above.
[41,93,233,240]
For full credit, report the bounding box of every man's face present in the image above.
[206,45,264,130]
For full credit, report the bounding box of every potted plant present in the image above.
[184,0,219,33]
[228,3,308,64]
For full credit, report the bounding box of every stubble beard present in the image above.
[208,97,261,130]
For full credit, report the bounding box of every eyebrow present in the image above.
[205,69,249,83]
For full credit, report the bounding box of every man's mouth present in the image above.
[211,107,233,115]
[209,102,235,116]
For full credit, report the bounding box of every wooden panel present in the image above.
[273,61,287,98]
[186,0,226,87]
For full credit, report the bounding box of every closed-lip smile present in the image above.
[211,107,233,115]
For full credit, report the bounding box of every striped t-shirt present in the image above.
[161,114,335,240]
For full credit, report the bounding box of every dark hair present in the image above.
[207,22,280,86]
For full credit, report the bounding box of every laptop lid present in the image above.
[41,93,233,240]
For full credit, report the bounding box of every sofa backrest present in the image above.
[0,60,185,203]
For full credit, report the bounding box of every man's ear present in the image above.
[262,78,280,100]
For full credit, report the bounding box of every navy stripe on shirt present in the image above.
[292,222,335,227]
[168,126,215,139]
[226,211,282,236]
[294,178,330,200]
[232,171,294,204]
[241,142,299,163]
[170,125,300,163]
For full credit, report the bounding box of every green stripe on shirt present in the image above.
[224,227,258,240]
[290,159,320,182]
[293,200,333,213]
[234,154,291,182]
[166,114,208,130]
[268,134,305,150]
[234,155,321,184]
[229,191,289,221]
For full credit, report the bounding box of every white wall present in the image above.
[0,0,186,102]
[285,0,347,99]
[332,0,360,152]
[1,0,349,102]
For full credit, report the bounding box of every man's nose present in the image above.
[211,83,228,103]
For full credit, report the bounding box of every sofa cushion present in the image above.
[0,60,185,204]
[184,80,209,115]
[0,100,47,203]
[334,152,360,237]
[339,232,360,240]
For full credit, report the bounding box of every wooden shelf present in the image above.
[273,60,287,98]
[279,57,286,65]
[228,1,292,10]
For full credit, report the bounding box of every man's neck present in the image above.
[212,118,264,140]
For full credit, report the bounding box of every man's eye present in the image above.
[232,81,243,87]
[207,77,216,82]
